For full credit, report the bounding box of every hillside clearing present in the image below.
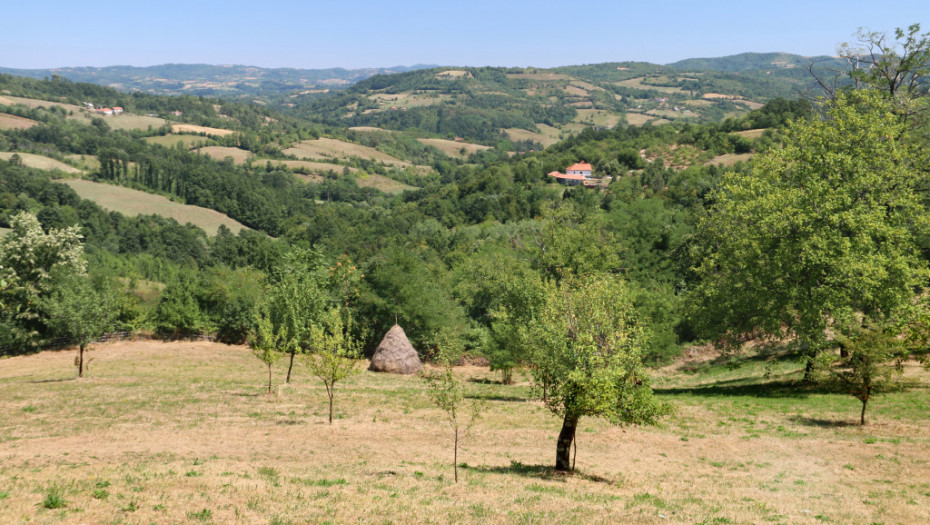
[143,134,209,148]
[295,172,415,194]
[105,114,166,131]
[57,179,248,235]
[504,125,562,147]
[64,154,100,171]
[284,137,413,168]
[171,123,235,137]
[348,126,395,133]
[615,77,686,94]
[0,95,90,123]
[417,138,491,157]
[706,152,755,166]
[196,146,252,165]
[732,128,767,139]
[0,340,927,524]
[0,112,38,130]
[0,152,83,173]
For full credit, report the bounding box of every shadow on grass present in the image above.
[467,394,527,403]
[461,460,614,484]
[468,377,504,385]
[789,415,860,428]
[28,377,76,384]
[654,378,830,399]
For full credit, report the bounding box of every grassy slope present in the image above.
[0,340,926,524]
[0,152,83,174]
[58,179,248,235]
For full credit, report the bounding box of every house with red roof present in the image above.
[548,161,593,186]
[112,107,123,115]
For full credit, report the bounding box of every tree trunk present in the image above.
[267,364,272,395]
[454,427,459,483]
[285,350,296,383]
[860,397,868,426]
[78,344,85,378]
[555,413,579,471]
[328,386,334,425]
[501,367,513,385]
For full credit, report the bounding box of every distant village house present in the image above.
[548,162,593,186]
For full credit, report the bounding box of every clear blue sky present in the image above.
[2,1,928,69]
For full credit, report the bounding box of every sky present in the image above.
[2,1,928,70]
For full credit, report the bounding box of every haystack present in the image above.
[369,324,422,374]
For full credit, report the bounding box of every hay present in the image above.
[369,325,422,375]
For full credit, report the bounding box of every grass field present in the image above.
[732,128,768,140]
[573,109,623,128]
[0,152,83,174]
[105,115,166,131]
[57,179,247,235]
[417,138,490,158]
[0,340,927,525]
[63,154,100,172]
[295,172,415,194]
[0,113,38,130]
[504,125,562,147]
[143,134,209,149]
[196,146,252,165]
[284,138,414,168]
[615,78,686,94]
[171,124,235,137]
[706,152,755,167]
[0,95,90,123]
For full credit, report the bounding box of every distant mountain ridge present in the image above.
[0,63,439,97]
[668,52,845,72]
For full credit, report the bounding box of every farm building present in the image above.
[112,107,123,115]
[95,108,113,116]
[548,161,593,186]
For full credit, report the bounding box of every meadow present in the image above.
[0,153,83,174]
[0,340,926,525]
[284,138,417,168]
[57,179,248,235]
[0,113,38,130]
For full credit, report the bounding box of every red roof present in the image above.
[554,173,586,181]
[566,162,592,171]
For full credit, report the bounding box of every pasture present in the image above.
[615,78,686,94]
[57,179,248,235]
[732,128,767,140]
[0,95,90,123]
[295,172,415,194]
[196,146,252,165]
[63,154,100,172]
[706,152,755,167]
[0,340,927,525]
[268,160,356,174]
[284,138,414,168]
[504,125,562,147]
[104,115,166,131]
[417,138,491,158]
[171,124,235,137]
[0,113,38,130]
[0,152,83,174]
[143,134,210,149]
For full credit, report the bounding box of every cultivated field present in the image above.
[417,138,491,158]
[0,152,83,174]
[57,179,248,235]
[196,146,252,165]
[171,124,235,137]
[284,138,414,168]
[0,113,38,130]
[504,125,562,147]
[0,340,927,525]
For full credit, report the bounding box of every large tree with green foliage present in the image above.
[524,273,665,471]
[689,90,929,366]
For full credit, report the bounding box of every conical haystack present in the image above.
[369,324,422,374]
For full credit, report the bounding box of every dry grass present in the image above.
[706,152,755,167]
[0,95,90,123]
[0,340,928,524]
[196,146,252,165]
[171,124,235,137]
[348,126,395,133]
[737,100,765,110]
[57,179,248,235]
[0,113,38,130]
[269,160,355,173]
[733,128,768,139]
[105,114,166,131]
[505,72,571,81]
[615,78,685,94]
[436,70,472,79]
[0,152,82,174]
[64,154,100,171]
[504,125,562,147]
[284,138,413,168]
[142,134,208,149]
[295,172,415,194]
[573,109,623,128]
[703,93,738,100]
[417,138,490,158]
[625,113,656,126]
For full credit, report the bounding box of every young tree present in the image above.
[247,306,284,395]
[421,336,482,483]
[43,273,117,378]
[524,273,665,471]
[0,212,86,351]
[305,308,361,424]
[689,91,929,371]
[813,324,907,425]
